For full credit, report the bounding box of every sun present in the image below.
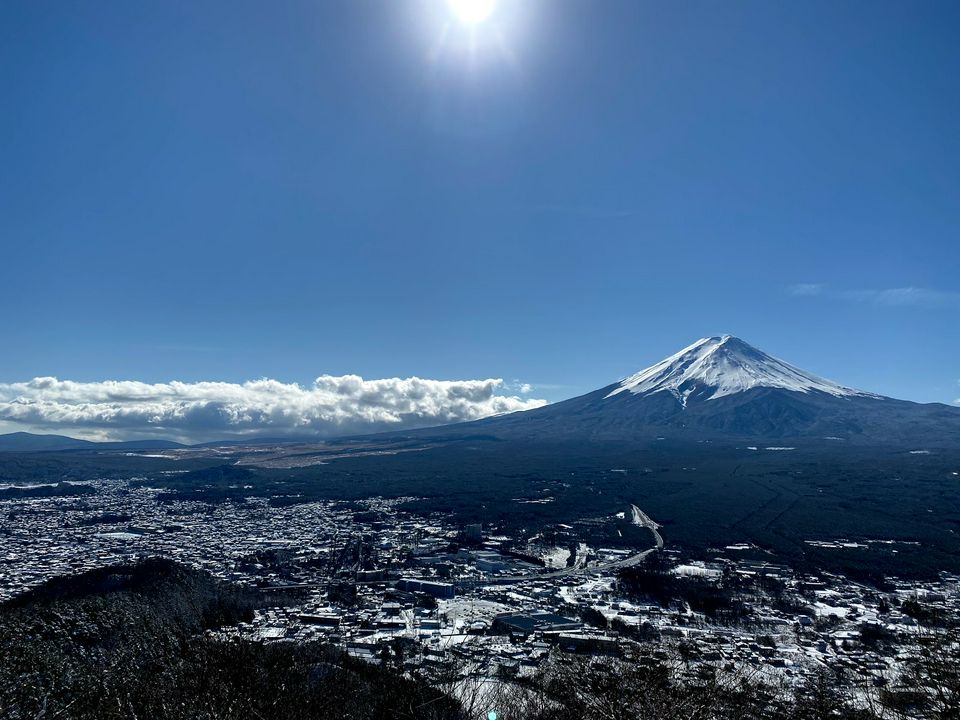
[446,0,497,26]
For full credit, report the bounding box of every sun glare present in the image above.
[446,0,497,26]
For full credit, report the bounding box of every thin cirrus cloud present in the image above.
[0,375,548,442]
[788,284,960,308]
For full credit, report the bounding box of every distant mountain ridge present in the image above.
[0,432,185,452]
[0,431,321,453]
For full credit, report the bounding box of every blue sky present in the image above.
[1,0,958,439]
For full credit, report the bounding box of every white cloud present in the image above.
[0,375,547,443]
[788,283,824,297]
[789,284,960,308]
[839,287,960,308]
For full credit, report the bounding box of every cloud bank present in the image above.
[0,375,547,443]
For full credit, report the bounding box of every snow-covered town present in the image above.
[2,475,957,703]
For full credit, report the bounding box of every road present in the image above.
[456,503,664,587]
[263,504,664,591]
[630,503,664,548]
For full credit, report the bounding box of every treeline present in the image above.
[0,482,95,500]
[617,557,749,623]
[0,559,455,720]
[470,646,960,720]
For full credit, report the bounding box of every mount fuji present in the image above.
[412,336,960,447]
[605,335,876,405]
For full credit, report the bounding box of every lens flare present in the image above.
[446,0,497,26]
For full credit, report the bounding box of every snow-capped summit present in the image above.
[605,335,874,406]
[388,334,960,445]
